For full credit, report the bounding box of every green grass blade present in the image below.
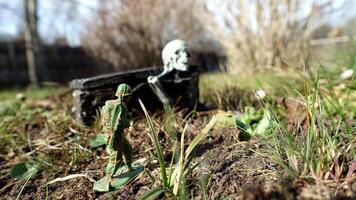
[173,122,188,195]
[185,115,217,160]
[167,140,178,186]
[137,187,165,200]
[139,99,168,188]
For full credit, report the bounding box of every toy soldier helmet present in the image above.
[116,84,132,97]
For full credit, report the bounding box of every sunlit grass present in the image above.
[199,70,304,110]
[0,86,68,101]
[200,69,302,94]
[261,70,355,186]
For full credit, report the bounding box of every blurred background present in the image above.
[0,0,355,87]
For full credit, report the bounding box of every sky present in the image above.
[0,0,355,46]
[0,0,99,45]
[37,0,99,45]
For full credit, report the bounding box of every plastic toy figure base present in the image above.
[93,176,110,192]
[93,165,144,192]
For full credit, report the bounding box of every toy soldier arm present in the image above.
[107,105,123,147]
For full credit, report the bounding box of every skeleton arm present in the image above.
[147,74,170,105]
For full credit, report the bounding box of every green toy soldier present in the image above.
[93,83,143,192]
[103,83,133,174]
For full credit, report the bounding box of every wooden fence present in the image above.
[0,41,221,87]
[0,41,112,87]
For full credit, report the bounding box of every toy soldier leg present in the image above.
[105,148,117,178]
[123,137,133,170]
[105,133,124,178]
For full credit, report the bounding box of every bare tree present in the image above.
[24,0,44,87]
[82,0,213,71]
[201,0,334,72]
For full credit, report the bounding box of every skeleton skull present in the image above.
[162,39,190,72]
[147,39,190,105]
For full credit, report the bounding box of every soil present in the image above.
[0,95,355,200]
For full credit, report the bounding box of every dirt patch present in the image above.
[192,128,279,199]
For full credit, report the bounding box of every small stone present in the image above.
[16,93,26,101]
[340,69,354,80]
[255,89,266,100]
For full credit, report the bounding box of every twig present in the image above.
[47,174,95,185]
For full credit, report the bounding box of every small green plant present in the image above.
[236,106,272,137]
[10,161,40,200]
[10,162,40,180]
[214,107,272,139]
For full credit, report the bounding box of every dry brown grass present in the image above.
[200,0,333,72]
[82,0,210,71]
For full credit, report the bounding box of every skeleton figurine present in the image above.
[148,39,190,105]
[93,83,134,192]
